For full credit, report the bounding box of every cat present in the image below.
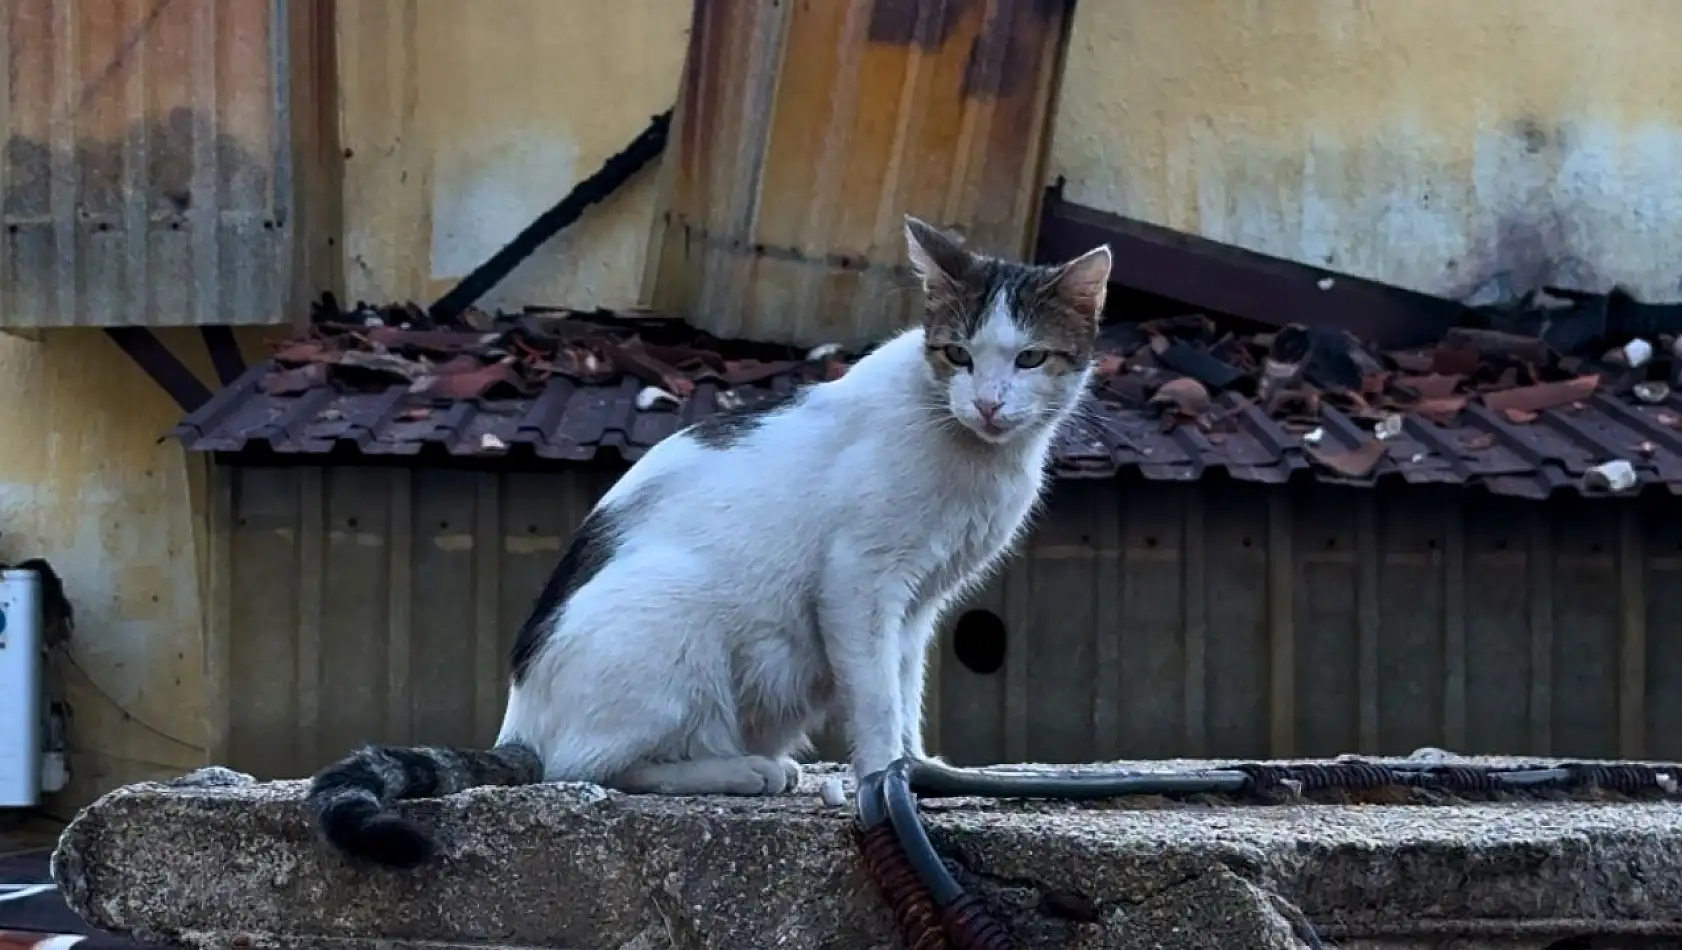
[305,216,1112,868]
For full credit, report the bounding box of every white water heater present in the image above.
[0,568,43,807]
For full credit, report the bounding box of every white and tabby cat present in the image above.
[307,217,1112,868]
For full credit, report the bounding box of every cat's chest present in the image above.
[914,473,1039,571]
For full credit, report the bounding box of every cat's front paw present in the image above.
[776,756,803,792]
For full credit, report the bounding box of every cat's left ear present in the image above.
[904,215,974,292]
[1048,245,1112,322]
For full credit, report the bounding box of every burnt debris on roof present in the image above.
[172,292,1682,500]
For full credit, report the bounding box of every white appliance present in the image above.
[0,567,43,807]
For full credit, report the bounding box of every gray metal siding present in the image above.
[940,480,1674,766]
[211,464,1681,780]
[0,0,310,327]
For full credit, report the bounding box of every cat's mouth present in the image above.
[967,417,1015,443]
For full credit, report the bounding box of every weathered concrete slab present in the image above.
[50,761,1682,950]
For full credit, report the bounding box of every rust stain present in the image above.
[676,0,725,191]
[652,0,1070,345]
[4,107,272,220]
[961,0,1063,98]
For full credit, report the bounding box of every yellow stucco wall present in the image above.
[1051,0,1682,302]
[335,0,692,309]
[0,327,273,817]
[3,0,692,813]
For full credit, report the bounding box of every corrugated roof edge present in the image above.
[168,361,1682,502]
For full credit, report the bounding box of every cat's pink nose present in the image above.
[974,399,1001,422]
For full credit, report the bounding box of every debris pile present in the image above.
[272,294,850,412]
[173,292,1682,498]
[1094,301,1682,489]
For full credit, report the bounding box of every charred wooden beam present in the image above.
[201,326,249,386]
[429,109,672,324]
[105,327,213,413]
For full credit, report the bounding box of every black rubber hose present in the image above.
[907,758,1251,799]
[1385,765,1573,787]
[857,771,888,828]
[884,759,965,907]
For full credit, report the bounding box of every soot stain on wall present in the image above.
[4,107,273,223]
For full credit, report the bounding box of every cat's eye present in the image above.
[941,344,973,367]
[1013,349,1049,369]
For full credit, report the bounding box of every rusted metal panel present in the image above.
[0,0,304,327]
[643,0,1072,348]
[210,465,1682,777]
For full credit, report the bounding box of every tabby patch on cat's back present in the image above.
[687,390,804,450]
[508,493,646,684]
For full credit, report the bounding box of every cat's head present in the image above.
[903,215,1111,445]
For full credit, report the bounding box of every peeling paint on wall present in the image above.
[429,134,581,280]
[1051,0,1682,305]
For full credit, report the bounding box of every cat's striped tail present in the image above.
[306,742,543,869]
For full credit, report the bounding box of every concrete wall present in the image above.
[1050,0,1682,304]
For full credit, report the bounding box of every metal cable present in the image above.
[853,756,1682,949]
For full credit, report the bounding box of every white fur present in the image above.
[495,235,1105,794]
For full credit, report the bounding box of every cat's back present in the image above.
[601,330,929,524]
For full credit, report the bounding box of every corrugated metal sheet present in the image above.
[206,464,624,775]
[0,0,305,327]
[174,363,1682,501]
[207,466,1682,779]
[643,0,1071,348]
[950,479,1675,765]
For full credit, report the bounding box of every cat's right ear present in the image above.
[904,215,972,293]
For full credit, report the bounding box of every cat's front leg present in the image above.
[898,599,945,761]
[819,574,909,780]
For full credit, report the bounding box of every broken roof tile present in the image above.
[169,301,1682,501]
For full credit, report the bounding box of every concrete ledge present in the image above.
[50,761,1682,950]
